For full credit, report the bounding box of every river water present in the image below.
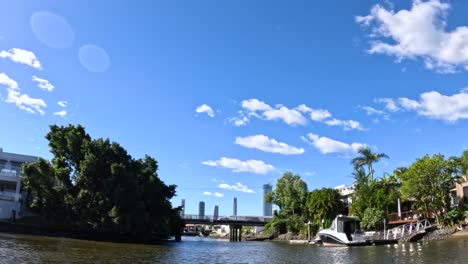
[1,233,468,263]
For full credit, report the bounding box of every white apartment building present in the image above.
[335,184,355,208]
[0,148,38,219]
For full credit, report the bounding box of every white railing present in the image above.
[0,169,18,181]
[386,219,432,240]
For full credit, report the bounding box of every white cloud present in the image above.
[375,98,399,112]
[296,104,332,121]
[235,134,304,155]
[398,90,468,122]
[324,118,364,131]
[202,157,275,174]
[0,48,41,69]
[230,116,249,126]
[57,100,68,107]
[372,89,468,122]
[241,98,272,112]
[356,0,468,73]
[0,73,46,115]
[32,76,54,92]
[302,133,365,155]
[203,191,223,197]
[234,99,362,130]
[218,182,255,193]
[53,110,67,117]
[362,106,386,116]
[196,104,215,117]
[263,105,307,125]
[0,73,18,90]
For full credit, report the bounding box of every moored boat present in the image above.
[316,215,397,246]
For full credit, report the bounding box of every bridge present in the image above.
[183,215,271,226]
[182,215,271,242]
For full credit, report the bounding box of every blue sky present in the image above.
[1,0,468,216]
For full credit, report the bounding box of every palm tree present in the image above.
[351,147,389,181]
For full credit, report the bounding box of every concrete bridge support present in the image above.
[229,225,242,242]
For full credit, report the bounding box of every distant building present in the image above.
[335,184,355,208]
[0,148,38,219]
[180,199,185,217]
[263,184,273,216]
[233,197,237,216]
[198,201,205,219]
[213,205,219,220]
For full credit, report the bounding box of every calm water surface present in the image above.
[1,233,468,263]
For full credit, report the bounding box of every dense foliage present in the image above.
[22,124,184,239]
[399,154,457,224]
[306,188,344,232]
[265,172,309,235]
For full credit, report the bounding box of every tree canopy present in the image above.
[22,124,183,239]
[399,154,455,223]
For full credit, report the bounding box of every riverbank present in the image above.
[0,220,173,245]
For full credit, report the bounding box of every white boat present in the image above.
[317,215,368,246]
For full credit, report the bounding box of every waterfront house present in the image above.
[0,148,38,219]
[335,184,355,208]
[451,174,468,207]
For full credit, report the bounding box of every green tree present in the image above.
[306,188,344,231]
[351,147,389,181]
[265,172,308,235]
[399,154,454,224]
[22,124,183,239]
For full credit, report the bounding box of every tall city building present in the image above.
[233,197,237,216]
[213,205,219,220]
[199,201,205,219]
[263,184,273,216]
[180,199,185,217]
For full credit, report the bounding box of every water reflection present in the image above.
[1,233,468,263]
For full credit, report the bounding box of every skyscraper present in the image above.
[233,197,237,216]
[199,201,205,219]
[213,205,219,220]
[181,199,185,217]
[263,184,273,216]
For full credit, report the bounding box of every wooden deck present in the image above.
[388,219,417,225]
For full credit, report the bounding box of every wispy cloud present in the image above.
[0,48,41,69]
[203,191,224,197]
[196,104,215,117]
[302,133,366,155]
[231,98,364,130]
[219,182,255,193]
[32,76,54,92]
[0,73,46,115]
[356,0,468,73]
[202,157,275,174]
[53,110,67,117]
[57,100,68,107]
[235,134,304,155]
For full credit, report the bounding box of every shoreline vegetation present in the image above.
[7,123,468,246]
[259,147,468,244]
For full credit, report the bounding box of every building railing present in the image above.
[0,191,20,202]
[388,211,420,223]
[0,169,18,180]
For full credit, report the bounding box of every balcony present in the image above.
[388,210,420,225]
[0,169,19,182]
[0,191,20,202]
